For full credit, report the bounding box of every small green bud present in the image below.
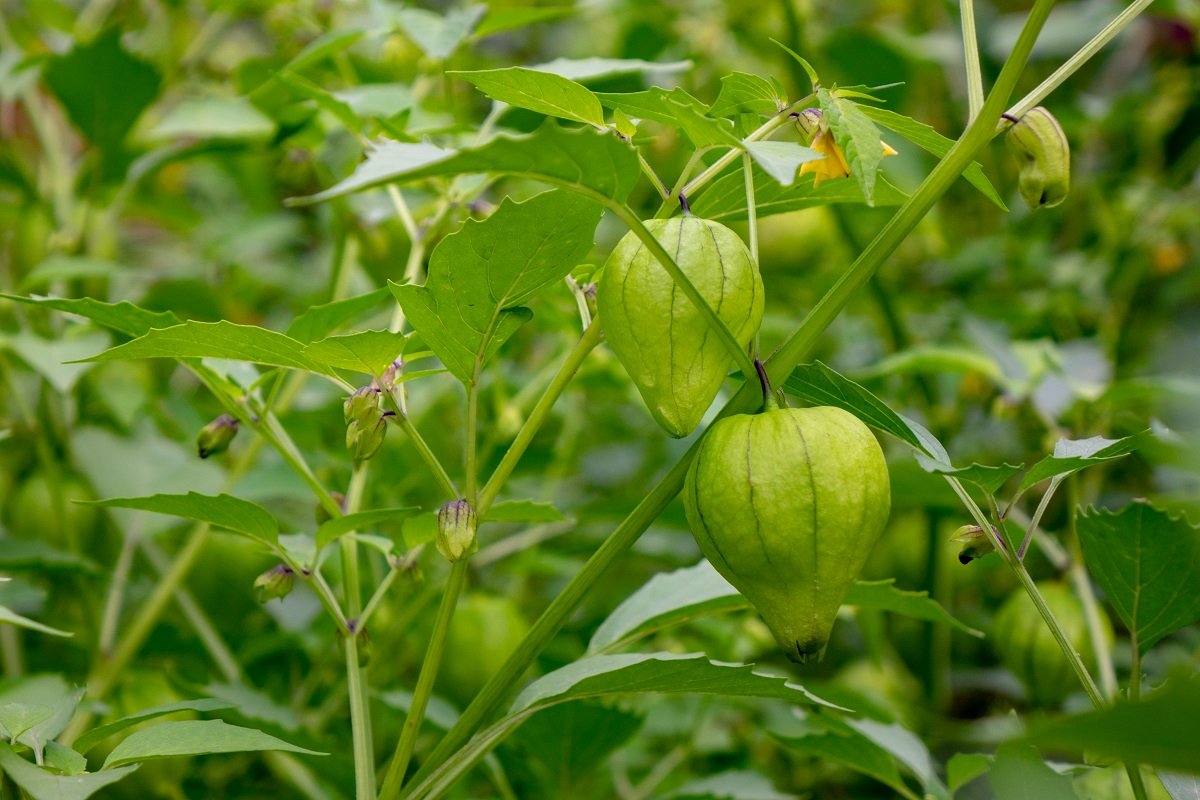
[344,387,389,461]
[795,108,823,143]
[197,414,239,459]
[344,386,382,425]
[437,499,478,562]
[950,524,996,565]
[1005,107,1070,209]
[379,359,404,392]
[254,564,295,603]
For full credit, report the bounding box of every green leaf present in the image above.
[845,580,984,637]
[530,57,692,82]
[452,68,605,127]
[83,493,279,548]
[485,500,567,523]
[858,105,1007,210]
[475,7,578,38]
[392,189,601,383]
[914,458,1025,495]
[988,743,1076,800]
[947,752,991,792]
[42,29,160,159]
[1025,679,1200,774]
[0,294,180,338]
[818,88,886,206]
[510,703,643,796]
[146,96,275,141]
[771,712,912,797]
[709,72,786,118]
[771,39,819,89]
[743,141,823,187]
[19,256,121,290]
[0,742,139,800]
[314,508,420,553]
[1017,431,1150,494]
[512,652,837,713]
[587,560,980,654]
[689,163,907,222]
[1077,502,1200,652]
[291,123,640,205]
[852,345,1004,383]
[665,770,796,799]
[0,605,71,637]
[74,699,237,754]
[80,320,328,375]
[101,719,325,769]
[304,330,408,376]
[2,329,110,393]
[596,87,739,148]
[390,5,485,60]
[286,288,392,344]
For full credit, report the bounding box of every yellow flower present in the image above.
[800,129,898,188]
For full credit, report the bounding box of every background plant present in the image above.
[1,1,1198,799]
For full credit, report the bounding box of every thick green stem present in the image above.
[477,321,603,517]
[379,558,470,799]
[960,0,985,121]
[385,403,461,500]
[341,464,375,799]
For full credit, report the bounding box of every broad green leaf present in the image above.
[0,540,99,574]
[914,458,1025,495]
[2,329,110,393]
[304,330,407,376]
[0,294,180,338]
[42,29,160,160]
[20,256,121,290]
[818,88,886,206]
[485,500,567,523]
[275,72,364,134]
[665,770,796,799]
[334,84,414,120]
[147,97,274,141]
[291,124,640,205]
[452,68,605,127]
[83,493,279,547]
[853,346,1004,383]
[0,742,138,800]
[74,699,236,754]
[0,705,54,741]
[947,752,991,792]
[1017,431,1150,494]
[512,652,837,713]
[475,7,578,38]
[596,87,739,147]
[101,719,325,769]
[845,580,983,637]
[709,72,786,118]
[1026,679,1200,774]
[510,703,643,796]
[588,560,980,654]
[315,507,420,552]
[43,742,86,776]
[784,361,947,460]
[1159,772,1200,800]
[392,189,601,383]
[859,105,1007,210]
[80,321,327,375]
[988,743,1075,800]
[743,141,823,187]
[1077,502,1200,652]
[530,57,692,82]
[772,711,911,797]
[0,605,71,637]
[390,5,485,60]
[844,716,945,798]
[281,29,363,73]
[286,288,392,344]
[689,163,907,221]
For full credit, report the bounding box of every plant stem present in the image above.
[605,203,757,383]
[385,401,461,500]
[404,5,1057,791]
[341,463,375,799]
[477,321,602,517]
[465,381,480,502]
[1018,476,1063,560]
[1003,0,1155,122]
[742,153,759,264]
[379,558,470,800]
[960,0,985,121]
[638,153,670,199]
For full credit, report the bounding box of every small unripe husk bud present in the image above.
[437,499,478,562]
[344,387,388,461]
[254,564,295,603]
[950,524,996,565]
[197,414,239,459]
[1005,106,1070,209]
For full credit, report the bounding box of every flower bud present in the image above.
[1005,107,1070,209]
[196,414,239,459]
[379,359,404,392]
[794,108,823,142]
[437,499,478,562]
[344,387,388,462]
[950,524,996,565]
[344,386,382,425]
[254,564,295,603]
